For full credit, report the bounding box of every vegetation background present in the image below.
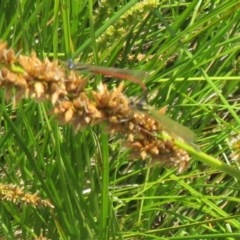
[0,0,240,239]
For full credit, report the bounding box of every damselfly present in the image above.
[68,59,196,146]
[67,59,148,99]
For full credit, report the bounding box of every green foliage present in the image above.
[0,0,240,239]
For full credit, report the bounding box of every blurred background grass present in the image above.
[0,0,240,239]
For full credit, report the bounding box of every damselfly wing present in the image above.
[136,101,196,146]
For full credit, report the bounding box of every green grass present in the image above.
[1,0,240,239]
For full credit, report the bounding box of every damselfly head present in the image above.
[66,58,75,69]
[129,93,148,111]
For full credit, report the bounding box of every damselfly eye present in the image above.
[66,59,75,69]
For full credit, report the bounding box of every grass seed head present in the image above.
[0,41,190,173]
